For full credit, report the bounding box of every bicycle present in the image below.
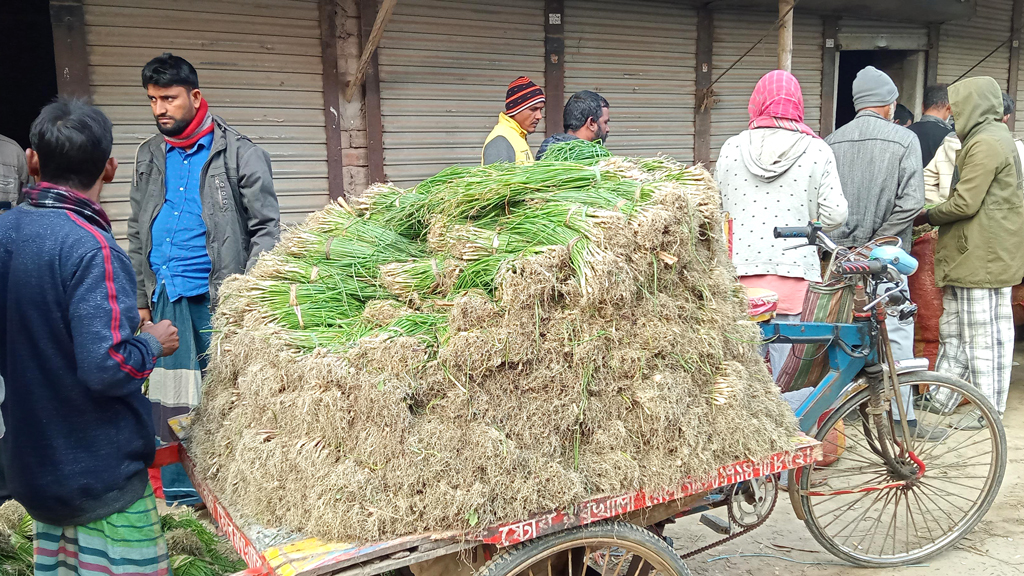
[760,222,1007,567]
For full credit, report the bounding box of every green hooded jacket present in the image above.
[929,76,1024,288]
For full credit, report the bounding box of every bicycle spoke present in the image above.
[861,488,899,555]
[834,424,890,459]
[599,547,612,576]
[918,431,992,462]
[818,466,889,482]
[814,474,893,526]
[909,485,945,540]
[834,488,891,547]
[920,481,977,506]
[914,484,964,524]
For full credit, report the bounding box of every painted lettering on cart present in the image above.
[482,439,820,547]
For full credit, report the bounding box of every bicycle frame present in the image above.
[760,321,876,433]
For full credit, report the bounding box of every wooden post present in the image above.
[926,24,940,87]
[778,0,794,72]
[359,0,386,184]
[545,0,566,138]
[49,0,91,100]
[344,0,397,102]
[1009,0,1023,128]
[318,0,346,200]
[820,17,839,137]
[694,8,713,165]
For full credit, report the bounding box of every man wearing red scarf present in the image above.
[127,53,280,505]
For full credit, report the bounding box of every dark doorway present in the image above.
[836,50,916,129]
[0,0,59,150]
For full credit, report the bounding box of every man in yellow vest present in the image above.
[482,76,545,165]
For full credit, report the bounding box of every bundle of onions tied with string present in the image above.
[189,139,798,543]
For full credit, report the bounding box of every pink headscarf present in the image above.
[748,70,819,138]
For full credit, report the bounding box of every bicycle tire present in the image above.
[798,371,1006,567]
[473,521,691,576]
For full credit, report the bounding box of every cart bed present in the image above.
[161,420,820,576]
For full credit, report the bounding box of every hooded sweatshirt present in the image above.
[928,76,1024,288]
[717,128,848,285]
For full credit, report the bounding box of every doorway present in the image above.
[0,0,59,150]
[836,50,926,129]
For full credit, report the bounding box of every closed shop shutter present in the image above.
[938,0,1013,90]
[837,19,928,51]
[82,0,331,243]
[710,11,823,162]
[563,0,697,162]
[377,0,545,188]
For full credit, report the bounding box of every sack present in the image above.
[775,282,854,393]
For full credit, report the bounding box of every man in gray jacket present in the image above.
[128,53,280,504]
[826,66,925,250]
[826,66,933,440]
[0,133,28,212]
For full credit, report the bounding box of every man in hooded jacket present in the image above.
[920,76,1024,421]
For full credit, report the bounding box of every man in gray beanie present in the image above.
[825,66,935,440]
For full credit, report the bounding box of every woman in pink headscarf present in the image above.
[716,70,849,379]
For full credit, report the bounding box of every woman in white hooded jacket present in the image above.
[716,70,848,378]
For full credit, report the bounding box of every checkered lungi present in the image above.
[930,286,1013,416]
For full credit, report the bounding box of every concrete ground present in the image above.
[667,344,1024,576]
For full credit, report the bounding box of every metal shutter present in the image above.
[377,0,545,188]
[710,11,823,162]
[938,0,1014,90]
[563,0,697,162]
[83,0,331,244]
[837,19,928,51]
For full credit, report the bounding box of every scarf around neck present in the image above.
[24,182,112,234]
[164,98,214,149]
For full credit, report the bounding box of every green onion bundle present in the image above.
[379,257,458,297]
[539,139,612,164]
[349,184,430,239]
[242,280,384,330]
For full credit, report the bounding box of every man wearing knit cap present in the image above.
[826,66,934,440]
[482,76,546,165]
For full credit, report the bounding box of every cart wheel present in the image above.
[474,521,691,576]
[799,371,1006,567]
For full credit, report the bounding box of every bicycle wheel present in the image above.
[474,521,691,576]
[798,371,1006,567]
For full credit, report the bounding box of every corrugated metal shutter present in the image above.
[83,0,330,243]
[563,0,696,162]
[711,11,823,161]
[377,0,545,188]
[938,0,1013,90]
[837,19,928,51]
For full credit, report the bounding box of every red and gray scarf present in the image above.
[164,98,214,149]
[24,182,112,234]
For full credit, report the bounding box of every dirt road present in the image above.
[667,345,1024,575]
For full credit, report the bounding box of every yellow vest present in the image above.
[482,113,534,165]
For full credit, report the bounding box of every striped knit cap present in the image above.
[505,76,545,116]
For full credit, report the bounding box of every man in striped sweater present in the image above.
[0,98,179,575]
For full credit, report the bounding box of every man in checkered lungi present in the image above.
[919,76,1024,422]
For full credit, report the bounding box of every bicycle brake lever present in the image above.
[782,243,815,252]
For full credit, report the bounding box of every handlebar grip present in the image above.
[774,226,810,239]
[838,260,889,275]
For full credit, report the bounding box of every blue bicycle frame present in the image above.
[760,321,878,433]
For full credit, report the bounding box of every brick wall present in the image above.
[336,0,371,195]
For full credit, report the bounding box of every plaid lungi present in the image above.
[149,289,211,505]
[34,486,169,576]
[931,286,1013,416]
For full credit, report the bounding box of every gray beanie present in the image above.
[852,66,899,110]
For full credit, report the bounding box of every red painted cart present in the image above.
[156,421,820,576]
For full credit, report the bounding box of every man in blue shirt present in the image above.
[127,53,280,504]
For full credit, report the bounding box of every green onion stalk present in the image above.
[538,139,612,165]
[242,280,384,331]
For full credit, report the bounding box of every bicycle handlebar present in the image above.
[838,260,889,276]
[773,226,812,239]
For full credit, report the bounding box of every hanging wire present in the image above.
[708,0,802,90]
[954,22,1024,84]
